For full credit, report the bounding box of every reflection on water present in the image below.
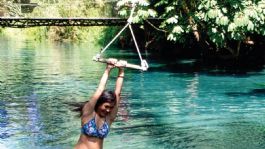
[0,36,265,149]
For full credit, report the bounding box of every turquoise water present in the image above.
[0,37,265,149]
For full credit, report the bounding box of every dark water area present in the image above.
[138,32,265,74]
[0,36,265,149]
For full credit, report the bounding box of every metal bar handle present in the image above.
[92,56,148,71]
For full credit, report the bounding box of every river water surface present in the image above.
[0,36,265,149]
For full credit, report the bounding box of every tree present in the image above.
[118,0,265,58]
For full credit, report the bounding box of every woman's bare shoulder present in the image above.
[81,111,95,125]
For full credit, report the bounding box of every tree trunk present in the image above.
[181,2,200,42]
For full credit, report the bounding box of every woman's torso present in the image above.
[75,134,104,149]
[74,112,110,149]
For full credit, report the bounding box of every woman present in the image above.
[74,59,126,149]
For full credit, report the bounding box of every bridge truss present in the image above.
[0,17,162,28]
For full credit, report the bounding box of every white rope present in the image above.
[127,4,136,23]
[129,24,143,62]
[100,23,129,54]
[94,1,149,71]
[100,3,135,54]
[125,3,145,65]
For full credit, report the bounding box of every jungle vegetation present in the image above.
[118,0,265,65]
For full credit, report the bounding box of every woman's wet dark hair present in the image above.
[94,90,116,111]
[69,90,116,117]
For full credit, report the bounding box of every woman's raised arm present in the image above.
[109,61,126,123]
[82,60,116,118]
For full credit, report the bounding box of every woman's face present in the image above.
[97,102,115,117]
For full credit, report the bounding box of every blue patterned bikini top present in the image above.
[81,116,110,139]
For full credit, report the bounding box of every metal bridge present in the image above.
[0,17,162,28]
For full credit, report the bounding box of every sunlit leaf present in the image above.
[148,9,157,17]
[212,28,217,33]
[172,26,184,34]
[207,9,218,19]
[118,9,127,16]
[138,0,149,6]
[166,16,178,24]
[247,21,254,31]
[219,16,229,25]
[167,33,176,41]
[228,23,236,32]
[166,6,175,13]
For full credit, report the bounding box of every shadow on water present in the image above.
[113,112,202,148]
[226,89,265,97]
[114,112,217,149]
[146,57,265,76]
[113,93,213,148]
[114,110,265,148]
[98,47,265,76]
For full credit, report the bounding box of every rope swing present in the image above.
[92,2,149,71]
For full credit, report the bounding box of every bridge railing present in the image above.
[0,17,163,28]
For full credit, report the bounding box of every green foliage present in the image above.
[26,0,114,42]
[98,26,121,46]
[196,0,265,45]
[117,0,157,23]
[1,0,117,42]
[118,0,265,53]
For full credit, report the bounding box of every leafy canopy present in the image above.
[118,0,265,49]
